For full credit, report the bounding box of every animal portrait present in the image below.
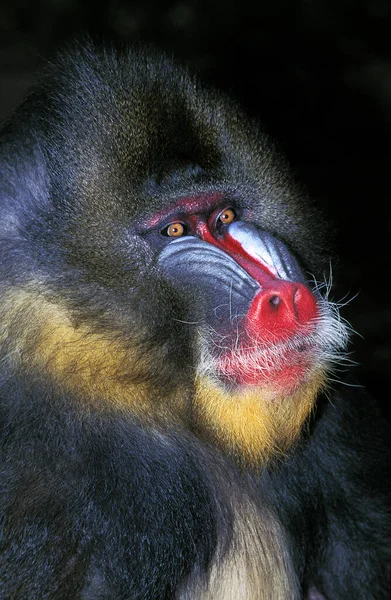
[0,42,389,599]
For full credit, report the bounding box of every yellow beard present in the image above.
[193,370,326,467]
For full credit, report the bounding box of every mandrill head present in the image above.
[0,43,349,467]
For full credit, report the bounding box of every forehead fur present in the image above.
[1,42,329,276]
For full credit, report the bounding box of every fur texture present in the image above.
[0,42,389,599]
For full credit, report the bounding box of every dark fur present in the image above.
[0,43,390,599]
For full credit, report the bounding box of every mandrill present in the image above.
[0,42,389,600]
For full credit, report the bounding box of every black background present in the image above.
[1,1,390,416]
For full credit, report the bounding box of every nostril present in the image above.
[269,294,281,308]
[246,280,318,343]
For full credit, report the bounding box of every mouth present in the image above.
[216,334,318,392]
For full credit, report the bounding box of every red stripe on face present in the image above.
[198,223,277,285]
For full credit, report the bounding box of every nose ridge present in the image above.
[246,280,318,342]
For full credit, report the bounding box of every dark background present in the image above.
[1,1,390,415]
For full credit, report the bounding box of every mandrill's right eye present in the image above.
[162,222,186,238]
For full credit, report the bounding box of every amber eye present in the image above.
[218,207,236,225]
[164,222,185,237]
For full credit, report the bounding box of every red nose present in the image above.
[245,281,318,343]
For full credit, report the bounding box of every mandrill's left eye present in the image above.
[217,208,236,225]
[162,222,186,237]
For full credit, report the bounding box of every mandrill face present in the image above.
[150,193,327,391]
[136,189,348,463]
[139,189,348,385]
